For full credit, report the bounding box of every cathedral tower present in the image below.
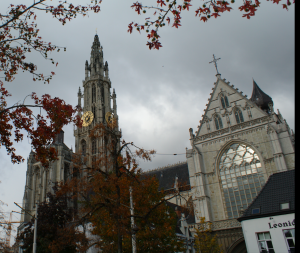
[74,34,120,167]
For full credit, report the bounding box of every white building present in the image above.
[237,170,295,253]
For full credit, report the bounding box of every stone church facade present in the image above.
[147,71,295,252]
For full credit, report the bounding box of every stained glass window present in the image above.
[219,143,265,219]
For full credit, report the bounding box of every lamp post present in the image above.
[32,202,38,253]
[129,187,137,253]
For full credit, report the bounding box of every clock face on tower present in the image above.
[82,111,94,127]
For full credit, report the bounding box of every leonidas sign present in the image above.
[268,219,295,229]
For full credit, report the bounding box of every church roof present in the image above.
[143,162,190,191]
[250,80,273,112]
[238,170,295,222]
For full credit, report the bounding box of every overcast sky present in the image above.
[0,0,294,244]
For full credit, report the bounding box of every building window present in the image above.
[257,232,275,253]
[283,229,295,253]
[219,143,265,219]
[64,163,70,183]
[81,140,86,156]
[92,84,96,103]
[92,139,96,155]
[214,115,223,130]
[92,106,96,122]
[220,95,230,109]
[280,202,290,210]
[235,108,244,124]
[252,208,260,214]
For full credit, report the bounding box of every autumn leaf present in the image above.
[200,16,208,22]
[131,1,143,14]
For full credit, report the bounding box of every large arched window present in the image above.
[235,108,244,124]
[219,143,265,219]
[214,115,223,130]
[220,95,230,109]
[81,140,86,156]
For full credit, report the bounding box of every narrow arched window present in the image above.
[92,106,96,123]
[221,95,230,109]
[81,140,86,156]
[219,143,265,219]
[92,139,96,155]
[92,84,96,103]
[225,96,229,107]
[214,115,223,130]
[221,97,226,109]
[235,108,244,124]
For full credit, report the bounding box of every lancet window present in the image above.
[64,163,70,183]
[235,108,244,124]
[214,115,223,130]
[81,140,86,156]
[92,84,96,103]
[220,95,230,109]
[92,106,96,123]
[219,143,266,219]
[92,139,97,155]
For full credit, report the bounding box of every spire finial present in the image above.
[209,54,221,74]
[96,28,97,35]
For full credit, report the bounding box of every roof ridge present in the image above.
[143,161,187,173]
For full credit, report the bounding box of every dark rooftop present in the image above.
[142,162,190,192]
[250,80,273,113]
[238,170,295,222]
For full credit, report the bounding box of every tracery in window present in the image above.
[235,108,244,124]
[214,115,223,130]
[221,95,230,109]
[219,143,265,219]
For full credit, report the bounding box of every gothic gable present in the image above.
[195,76,269,138]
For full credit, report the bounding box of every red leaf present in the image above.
[166,17,171,24]
[128,22,133,34]
[212,13,220,18]
[185,3,192,11]
[200,16,208,22]
[157,0,166,7]
[131,2,143,15]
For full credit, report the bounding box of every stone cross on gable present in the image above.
[209,54,221,74]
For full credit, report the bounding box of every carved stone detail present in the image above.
[190,219,241,231]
